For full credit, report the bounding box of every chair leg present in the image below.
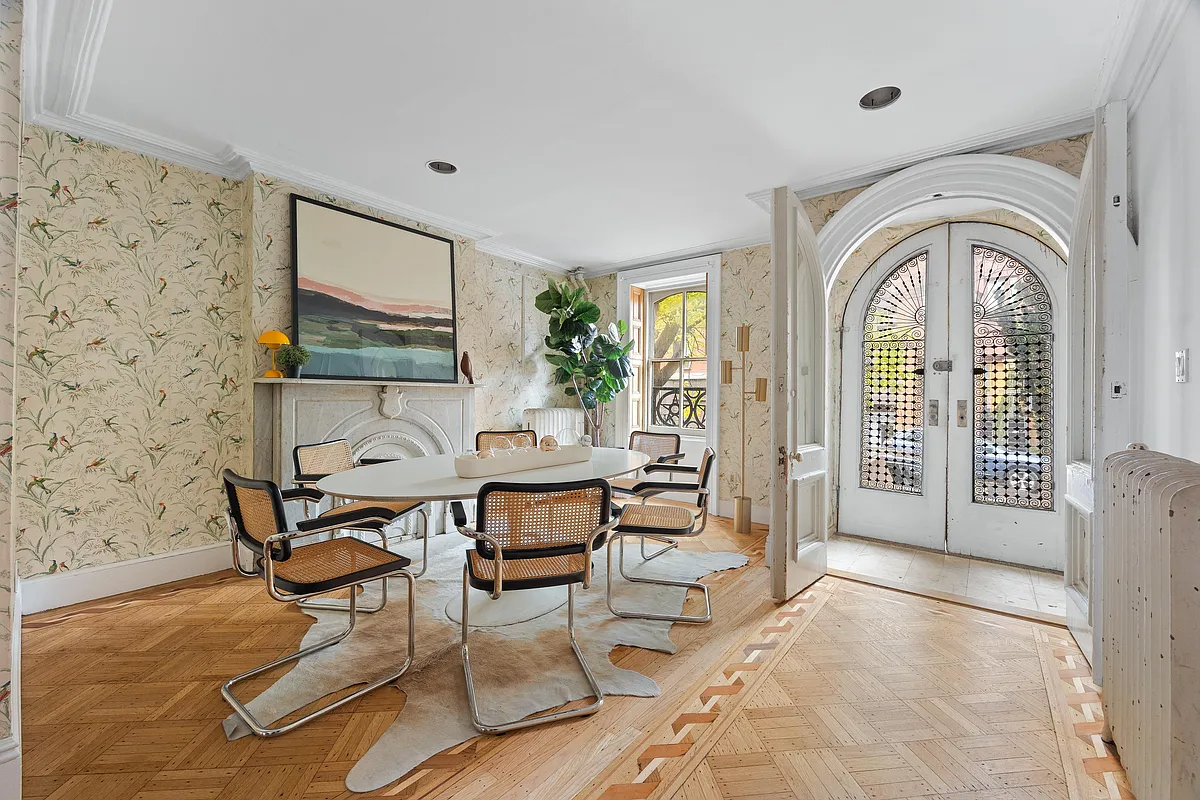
[460,564,604,734]
[639,534,678,561]
[408,507,429,579]
[222,570,416,737]
[606,532,711,624]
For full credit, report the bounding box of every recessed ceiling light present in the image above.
[426,160,458,174]
[859,86,902,111]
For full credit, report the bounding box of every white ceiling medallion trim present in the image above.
[746,109,1093,211]
[586,233,770,277]
[816,152,1080,292]
[474,239,570,274]
[1092,0,1190,112]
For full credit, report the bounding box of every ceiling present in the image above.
[32,0,1127,271]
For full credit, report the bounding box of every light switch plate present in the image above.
[1176,349,1189,383]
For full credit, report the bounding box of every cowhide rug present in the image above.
[222,532,748,792]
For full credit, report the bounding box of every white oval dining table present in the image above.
[315,447,650,626]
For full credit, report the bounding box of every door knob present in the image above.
[789,451,804,463]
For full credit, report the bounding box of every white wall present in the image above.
[1129,2,1200,459]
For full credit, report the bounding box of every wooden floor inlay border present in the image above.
[1037,629,1133,799]
[593,587,827,799]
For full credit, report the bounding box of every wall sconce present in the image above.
[257,330,289,378]
[720,323,768,534]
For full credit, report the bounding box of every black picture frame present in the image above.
[289,194,459,383]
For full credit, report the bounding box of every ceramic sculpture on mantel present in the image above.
[459,351,476,384]
[536,279,633,446]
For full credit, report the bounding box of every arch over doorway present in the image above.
[816,153,1081,292]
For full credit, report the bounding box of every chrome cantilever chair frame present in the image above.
[607,487,711,624]
[606,447,716,624]
[455,480,618,734]
[628,462,711,563]
[620,431,687,561]
[222,497,415,737]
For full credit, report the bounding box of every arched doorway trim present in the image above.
[817,154,1080,293]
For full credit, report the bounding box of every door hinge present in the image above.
[1112,194,1121,208]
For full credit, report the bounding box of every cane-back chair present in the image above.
[456,479,617,733]
[221,469,416,737]
[606,447,716,623]
[475,429,538,452]
[609,431,686,496]
[290,438,429,588]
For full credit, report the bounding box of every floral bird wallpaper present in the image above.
[13,127,250,579]
[0,0,19,741]
[248,174,566,434]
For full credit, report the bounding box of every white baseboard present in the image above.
[716,500,772,525]
[0,737,20,799]
[19,541,230,615]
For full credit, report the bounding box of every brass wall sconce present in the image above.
[721,323,768,534]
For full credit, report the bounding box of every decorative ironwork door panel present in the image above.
[860,253,927,495]
[946,224,1065,571]
[969,245,1054,510]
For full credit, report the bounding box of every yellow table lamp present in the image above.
[258,330,290,378]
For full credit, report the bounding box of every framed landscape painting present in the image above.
[290,195,458,382]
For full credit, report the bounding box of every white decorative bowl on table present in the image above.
[453,443,593,478]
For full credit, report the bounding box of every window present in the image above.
[646,286,707,431]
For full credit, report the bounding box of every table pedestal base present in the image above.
[445,585,567,627]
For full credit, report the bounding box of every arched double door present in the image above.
[838,223,1066,570]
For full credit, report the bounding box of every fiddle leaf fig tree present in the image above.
[536,279,634,445]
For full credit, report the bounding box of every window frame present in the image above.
[644,283,707,435]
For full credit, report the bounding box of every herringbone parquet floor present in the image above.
[21,520,1130,800]
[606,580,1132,800]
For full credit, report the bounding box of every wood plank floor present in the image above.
[21,518,1130,800]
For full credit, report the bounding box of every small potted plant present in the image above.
[276,344,311,378]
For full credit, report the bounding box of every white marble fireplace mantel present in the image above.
[253,378,478,534]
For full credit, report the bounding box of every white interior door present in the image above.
[769,187,827,602]
[838,222,1066,570]
[946,223,1066,569]
[838,227,949,550]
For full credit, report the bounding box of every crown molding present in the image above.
[583,232,769,278]
[746,109,1094,212]
[238,148,500,242]
[30,109,249,177]
[473,239,571,274]
[1093,0,1189,112]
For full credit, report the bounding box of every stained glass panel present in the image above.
[860,252,927,494]
[971,245,1054,510]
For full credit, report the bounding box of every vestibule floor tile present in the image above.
[830,535,1067,621]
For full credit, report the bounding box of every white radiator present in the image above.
[1101,447,1200,799]
[522,407,584,444]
